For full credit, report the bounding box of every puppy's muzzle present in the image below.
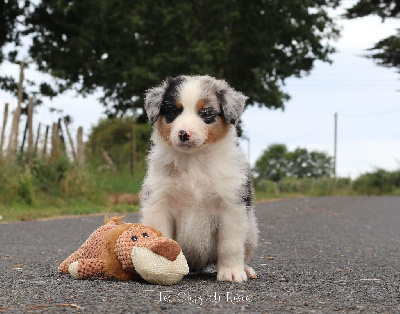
[178,130,191,142]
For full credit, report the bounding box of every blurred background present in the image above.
[0,0,399,221]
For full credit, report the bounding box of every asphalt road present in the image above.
[1,196,399,313]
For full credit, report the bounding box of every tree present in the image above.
[253,144,288,183]
[345,0,400,76]
[15,0,340,118]
[0,0,23,97]
[253,144,333,182]
[0,0,24,64]
[0,0,58,105]
[286,147,333,178]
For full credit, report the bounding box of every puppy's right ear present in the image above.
[144,76,185,125]
[144,79,169,125]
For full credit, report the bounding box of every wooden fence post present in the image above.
[6,62,24,160]
[27,98,33,164]
[57,118,66,152]
[77,126,84,167]
[14,61,24,152]
[63,117,77,161]
[20,116,28,153]
[9,62,25,158]
[43,125,49,158]
[34,123,41,155]
[51,122,60,160]
[0,103,9,162]
[7,105,21,159]
[17,62,24,110]
[101,148,116,174]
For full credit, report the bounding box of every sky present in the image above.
[0,2,399,179]
[240,6,400,178]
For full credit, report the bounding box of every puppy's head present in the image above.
[144,75,247,152]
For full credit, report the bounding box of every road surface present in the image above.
[1,196,399,312]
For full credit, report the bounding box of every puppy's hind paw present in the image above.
[217,267,248,283]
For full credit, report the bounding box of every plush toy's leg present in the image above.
[59,250,82,273]
[68,258,106,279]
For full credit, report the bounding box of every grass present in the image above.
[0,197,140,222]
[0,186,310,222]
[2,159,399,222]
[0,159,143,222]
[2,192,295,222]
[0,173,351,222]
[255,191,307,203]
[94,171,144,194]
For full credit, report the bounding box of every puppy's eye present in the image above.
[142,233,149,238]
[199,107,217,124]
[131,236,138,242]
[165,104,179,114]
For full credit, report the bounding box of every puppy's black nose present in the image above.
[178,130,190,142]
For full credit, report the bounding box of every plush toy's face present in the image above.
[114,225,163,271]
[115,224,189,285]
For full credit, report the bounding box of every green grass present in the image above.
[0,159,143,222]
[0,197,140,222]
[94,172,144,194]
[255,191,307,202]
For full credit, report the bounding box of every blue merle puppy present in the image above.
[140,75,258,283]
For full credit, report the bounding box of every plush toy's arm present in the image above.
[68,258,106,279]
[59,250,83,274]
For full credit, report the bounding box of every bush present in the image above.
[60,166,106,203]
[352,168,400,195]
[278,177,336,196]
[86,117,152,177]
[255,176,352,196]
[0,165,34,205]
[30,156,71,194]
[253,178,276,194]
[0,156,107,207]
[16,170,36,205]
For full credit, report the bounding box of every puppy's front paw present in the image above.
[217,267,248,283]
[244,265,257,279]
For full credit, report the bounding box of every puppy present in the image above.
[140,75,258,283]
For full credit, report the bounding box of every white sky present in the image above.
[0,2,399,178]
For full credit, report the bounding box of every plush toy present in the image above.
[59,217,189,285]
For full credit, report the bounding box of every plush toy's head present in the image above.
[112,223,188,285]
[59,218,189,285]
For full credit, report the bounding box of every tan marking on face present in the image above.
[195,99,208,112]
[156,118,172,145]
[196,99,231,145]
[204,115,231,144]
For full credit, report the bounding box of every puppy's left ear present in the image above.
[215,80,248,125]
[144,80,169,125]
